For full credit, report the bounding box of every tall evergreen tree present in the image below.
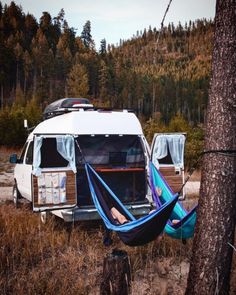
[186,0,236,294]
[99,38,107,54]
[81,20,94,49]
[23,50,32,95]
[99,59,109,102]
[66,62,89,97]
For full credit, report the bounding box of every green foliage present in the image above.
[80,20,94,49]
[143,117,167,144]
[168,114,191,133]
[0,2,213,127]
[0,2,210,157]
[15,84,25,106]
[67,63,89,97]
[0,100,42,146]
[0,106,27,146]
[24,98,42,127]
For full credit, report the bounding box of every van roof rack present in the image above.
[43,98,135,120]
[43,98,93,120]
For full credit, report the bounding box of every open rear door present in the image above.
[150,133,186,198]
[32,170,77,212]
[32,134,77,212]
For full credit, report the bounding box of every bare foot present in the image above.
[111,207,129,224]
[156,187,162,196]
[172,219,180,225]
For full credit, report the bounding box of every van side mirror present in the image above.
[9,154,18,164]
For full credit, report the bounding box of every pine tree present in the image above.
[186,1,236,293]
[100,38,107,55]
[23,50,32,95]
[99,59,109,103]
[15,84,25,105]
[81,20,94,49]
[66,62,89,97]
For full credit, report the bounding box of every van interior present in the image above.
[36,135,147,207]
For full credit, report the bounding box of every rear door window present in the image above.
[40,138,69,168]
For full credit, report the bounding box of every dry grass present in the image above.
[0,202,193,295]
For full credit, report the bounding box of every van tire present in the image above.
[13,183,21,208]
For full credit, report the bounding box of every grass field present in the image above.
[0,202,194,295]
[0,147,235,294]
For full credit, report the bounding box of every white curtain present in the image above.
[153,134,185,168]
[56,135,76,173]
[166,135,185,168]
[32,136,43,176]
[32,135,76,176]
[152,135,168,168]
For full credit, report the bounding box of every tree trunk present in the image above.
[33,69,37,98]
[1,84,3,109]
[100,249,131,295]
[186,1,236,294]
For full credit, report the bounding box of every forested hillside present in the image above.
[0,1,213,150]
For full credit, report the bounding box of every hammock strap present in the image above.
[177,149,236,194]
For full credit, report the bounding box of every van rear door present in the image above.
[32,135,77,212]
[150,133,186,198]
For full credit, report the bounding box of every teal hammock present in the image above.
[149,162,197,239]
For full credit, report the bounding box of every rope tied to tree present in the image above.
[178,149,236,194]
[156,0,173,44]
[154,0,173,65]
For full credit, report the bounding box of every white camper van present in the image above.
[10,99,187,222]
[10,99,152,222]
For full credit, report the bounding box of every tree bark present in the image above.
[1,84,3,109]
[186,1,236,294]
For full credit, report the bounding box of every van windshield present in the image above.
[76,135,145,167]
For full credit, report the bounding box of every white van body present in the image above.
[13,109,152,221]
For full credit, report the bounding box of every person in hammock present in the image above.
[110,207,129,224]
[103,191,129,224]
[155,186,180,225]
[109,187,180,226]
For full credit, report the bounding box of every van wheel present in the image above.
[13,184,21,208]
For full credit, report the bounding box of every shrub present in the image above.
[0,100,42,147]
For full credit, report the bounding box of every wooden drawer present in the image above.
[33,170,76,209]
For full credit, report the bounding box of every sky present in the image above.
[3,0,216,49]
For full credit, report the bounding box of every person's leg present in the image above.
[110,207,129,224]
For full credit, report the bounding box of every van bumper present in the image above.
[53,203,152,222]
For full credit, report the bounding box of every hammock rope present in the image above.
[177,149,236,195]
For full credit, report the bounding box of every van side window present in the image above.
[25,141,34,165]
[19,143,28,164]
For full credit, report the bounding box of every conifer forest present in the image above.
[0,1,213,152]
